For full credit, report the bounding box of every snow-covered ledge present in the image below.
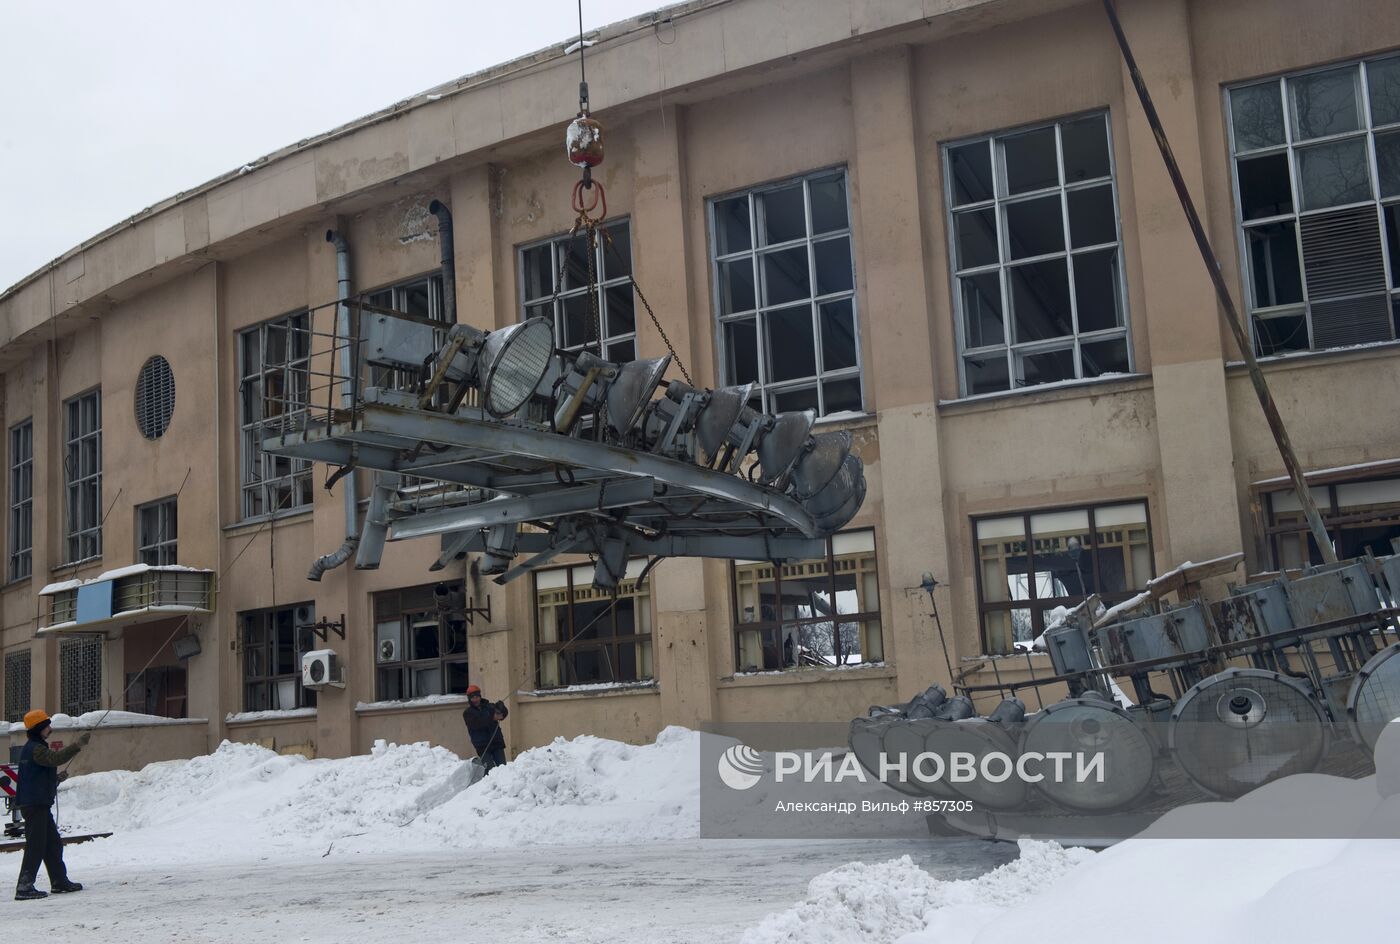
[718,663,896,689]
[515,679,660,702]
[354,694,471,715]
[224,708,317,725]
[8,710,207,733]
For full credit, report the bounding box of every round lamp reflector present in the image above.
[1019,698,1156,813]
[791,431,853,500]
[757,410,816,484]
[480,318,555,417]
[1347,641,1400,751]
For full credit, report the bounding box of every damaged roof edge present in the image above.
[0,0,724,304]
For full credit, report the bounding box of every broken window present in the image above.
[533,563,652,688]
[1261,473,1400,571]
[238,312,312,520]
[519,220,635,363]
[372,583,469,701]
[137,497,178,567]
[710,169,863,417]
[731,530,882,673]
[1228,55,1400,355]
[240,604,317,711]
[945,112,1131,396]
[63,390,102,563]
[975,502,1153,655]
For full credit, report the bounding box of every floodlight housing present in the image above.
[1019,697,1156,812]
[756,410,816,484]
[696,385,754,460]
[606,355,672,437]
[791,431,853,500]
[478,317,556,417]
[1347,641,1400,751]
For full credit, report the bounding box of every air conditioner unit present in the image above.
[378,638,398,663]
[302,649,344,689]
[295,605,315,627]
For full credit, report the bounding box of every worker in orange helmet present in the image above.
[14,710,90,900]
[461,684,509,772]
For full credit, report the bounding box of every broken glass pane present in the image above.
[724,318,759,384]
[821,378,862,414]
[1297,138,1371,209]
[819,299,858,369]
[954,208,998,270]
[963,353,1010,395]
[766,305,817,381]
[604,284,634,337]
[562,293,592,348]
[1290,67,1360,140]
[1236,152,1294,220]
[1020,347,1077,386]
[603,223,631,279]
[813,238,853,295]
[714,196,751,255]
[1376,130,1400,198]
[1254,313,1310,354]
[1386,205,1400,289]
[1061,116,1111,183]
[959,273,1005,348]
[1246,221,1303,307]
[761,185,806,245]
[949,141,995,205]
[1369,56,1400,127]
[761,247,810,306]
[1003,126,1059,194]
[1067,184,1116,247]
[1081,337,1130,377]
[809,175,848,234]
[1072,249,1123,332]
[1005,195,1064,260]
[719,258,756,314]
[1009,259,1073,341]
[1231,82,1286,152]
[773,385,819,414]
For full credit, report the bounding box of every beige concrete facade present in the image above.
[3,0,1399,766]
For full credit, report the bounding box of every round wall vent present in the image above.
[135,355,175,440]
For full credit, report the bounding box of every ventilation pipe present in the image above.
[428,199,456,323]
[308,229,361,580]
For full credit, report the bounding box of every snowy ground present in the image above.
[3,725,1399,942]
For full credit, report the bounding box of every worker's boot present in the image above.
[51,879,83,893]
[15,880,47,900]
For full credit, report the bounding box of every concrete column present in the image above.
[849,49,959,687]
[1115,0,1243,564]
[449,164,501,329]
[653,559,716,729]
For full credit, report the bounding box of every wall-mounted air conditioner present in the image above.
[302,649,344,689]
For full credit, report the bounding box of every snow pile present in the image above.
[60,739,471,866]
[739,841,1091,944]
[398,724,699,849]
[9,709,203,732]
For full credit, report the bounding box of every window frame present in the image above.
[532,562,654,689]
[518,219,637,363]
[372,583,470,701]
[239,603,318,712]
[943,110,1133,396]
[729,529,883,673]
[58,635,103,718]
[1225,54,1400,355]
[63,388,103,564]
[1259,474,1400,570]
[136,496,179,567]
[8,418,33,582]
[237,311,313,521]
[4,648,31,723]
[972,500,1155,655]
[708,168,864,416]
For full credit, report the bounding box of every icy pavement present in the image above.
[1,838,1017,944]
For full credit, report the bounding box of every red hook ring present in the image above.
[571,179,607,221]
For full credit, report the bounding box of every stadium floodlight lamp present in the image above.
[694,384,753,461]
[803,455,865,531]
[1347,641,1400,751]
[756,410,817,484]
[475,318,556,417]
[605,355,672,437]
[790,431,853,500]
[1019,697,1156,813]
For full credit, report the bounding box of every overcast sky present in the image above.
[0,1,668,291]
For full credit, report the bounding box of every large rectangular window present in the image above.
[9,419,32,581]
[732,530,882,673]
[373,583,469,700]
[241,604,317,711]
[4,649,30,723]
[1262,474,1400,569]
[136,497,178,566]
[519,220,636,363]
[64,390,102,563]
[534,562,652,688]
[59,635,102,718]
[710,170,862,416]
[945,113,1131,396]
[365,273,448,395]
[238,313,312,519]
[1228,55,1400,354]
[975,501,1153,655]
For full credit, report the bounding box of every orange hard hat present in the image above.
[23,709,50,730]
[466,684,482,695]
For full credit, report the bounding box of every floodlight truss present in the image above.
[259,299,866,586]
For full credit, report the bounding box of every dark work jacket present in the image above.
[16,730,80,808]
[462,699,508,751]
